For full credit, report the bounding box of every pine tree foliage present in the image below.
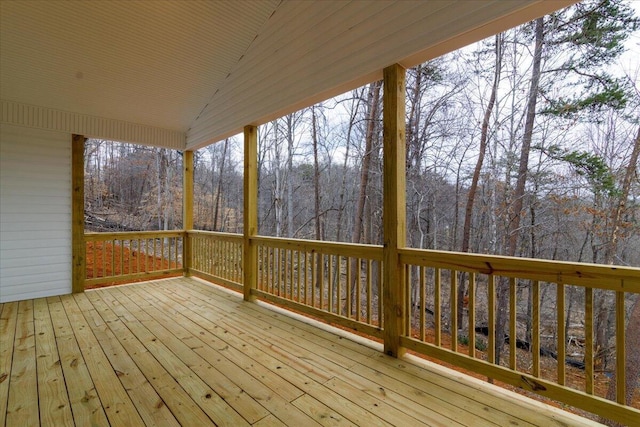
[543,0,639,117]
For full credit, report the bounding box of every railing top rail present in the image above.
[251,235,383,260]
[187,230,243,240]
[85,230,184,240]
[399,247,640,290]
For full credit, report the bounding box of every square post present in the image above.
[244,125,258,301]
[183,150,194,276]
[382,64,407,357]
[72,134,86,293]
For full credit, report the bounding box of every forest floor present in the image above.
[85,244,639,423]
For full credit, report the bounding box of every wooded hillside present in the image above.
[83,2,640,417]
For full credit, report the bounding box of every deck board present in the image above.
[1,277,601,426]
[0,302,18,427]
[6,300,38,426]
[75,293,180,427]
[60,294,146,427]
[46,296,110,426]
[33,298,74,426]
[119,284,319,426]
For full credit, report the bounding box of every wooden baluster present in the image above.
[356,258,368,324]
[269,247,274,294]
[337,256,343,316]
[203,237,207,273]
[435,268,441,347]
[160,238,165,276]
[488,274,495,364]
[346,257,352,319]
[262,246,267,292]
[120,240,124,278]
[296,251,302,303]
[226,239,229,278]
[420,265,426,342]
[187,237,191,271]
[111,239,116,275]
[405,265,412,334]
[509,277,517,370]
[236,239,240,279]
[102,240,106,278]
[303,251,309,304]
[285,249,290,299]
[532,280,540,377]
[194,236,198,272]
[210,237,214,275]
[281,248,286,297]
[311,252,317,308]
[557,283,566,385]
[616,290,626,404]
[328,254,334,312]
[451,270,458,352]
[378,262,383,329]
[279,247,283,294]
[319,253,325,310]
[211,240,221,276]
[468,272,476,357]
[585,287,594,395]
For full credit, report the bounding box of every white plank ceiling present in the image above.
[0,1,576,150]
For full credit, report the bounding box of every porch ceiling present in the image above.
[0,1,575,150]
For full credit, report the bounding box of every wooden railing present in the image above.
[250,236,384,338]
[88,229,639,424]
[188,230,243,291]
[85,231,183,287]
[399,248,640,425]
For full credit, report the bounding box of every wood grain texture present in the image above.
[244,125,258,302]
[1,278,609,426]
[382,63,407,358]
[72,135,85,294]
[183,150,194,275]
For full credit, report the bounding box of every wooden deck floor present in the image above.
[1,277,601,426]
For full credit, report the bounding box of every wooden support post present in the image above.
[244,125,258,302]
[183,150,194,276]
[382,64,407,357]
[71,134,86,293]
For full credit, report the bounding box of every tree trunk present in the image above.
[350,82,381,310]
[496,17,544,365]
[604,126,640,264]
[273,122,283,237]
[156,148,167,231]
[459,33,503,327]
[352,81,381,246]
[311,106,322,242]
[601,127,640,425]
[286,114,295,238]
[311,106,324,290]
[335,92,360,243]
[213,138,229,231]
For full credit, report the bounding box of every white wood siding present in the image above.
[1,100,185,149]
[0,124,71,302]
